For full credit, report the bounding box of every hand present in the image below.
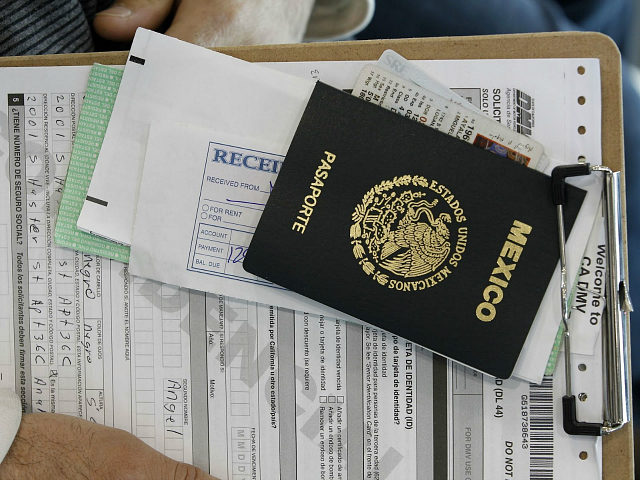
[93,0,315,47]
[0,413,217,480]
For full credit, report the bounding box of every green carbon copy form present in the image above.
[545,325,564,375]
[54,64,130,262]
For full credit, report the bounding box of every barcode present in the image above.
[529,375,554,479]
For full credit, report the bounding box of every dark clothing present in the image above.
[0,0,113,55]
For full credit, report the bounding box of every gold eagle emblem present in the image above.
[378,199,451,278]
[350,175,464,289]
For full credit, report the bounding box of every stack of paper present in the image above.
[0,27,609,479]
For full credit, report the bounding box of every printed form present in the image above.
[0,60,604,478]
[0,68,194,460]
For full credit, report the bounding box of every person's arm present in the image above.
[0,389,21,464]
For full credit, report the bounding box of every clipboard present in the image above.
[0,31,632,478]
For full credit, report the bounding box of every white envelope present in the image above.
[77,28,314,245]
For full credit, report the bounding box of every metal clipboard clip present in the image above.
[552,164,633,435]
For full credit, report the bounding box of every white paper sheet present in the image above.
[129,57,603,384]
[77,28,315,246]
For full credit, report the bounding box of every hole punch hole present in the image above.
[578,66,586,75]
[578,96,586,105]
[578,363,587,371]
[579,451,588,460]
[578,155,586,163]
[578,126,586,135]
[578,392,588,402]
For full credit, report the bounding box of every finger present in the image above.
[164,0,314,47]
[93,0,175,42]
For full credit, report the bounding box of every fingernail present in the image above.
[96,5,132,17]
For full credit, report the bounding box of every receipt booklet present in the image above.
[244,82,586,378]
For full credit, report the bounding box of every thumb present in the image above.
[93,0,175,42]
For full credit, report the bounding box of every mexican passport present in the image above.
[243,82,585,378]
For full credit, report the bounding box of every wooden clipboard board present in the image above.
[0,31,632,479]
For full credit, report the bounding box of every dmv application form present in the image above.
[0,61,604,479]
